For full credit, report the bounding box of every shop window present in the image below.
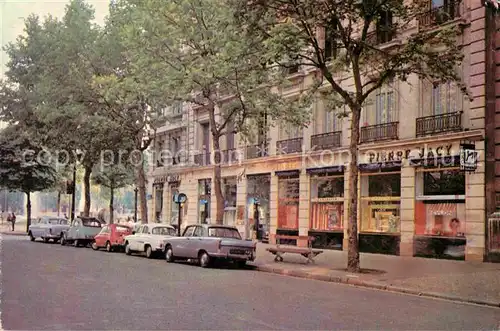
[223,177,237,226]
[360,172,401,233]
[247,175,271,240]
[278,176,300,229]
[198,179,211,224]
[415,169,465,238]
[154,185,163,222]
[169,184,179,225]
[310,174,344,231]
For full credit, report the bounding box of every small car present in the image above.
[28,216,69,243]
[123,224,177,258]
[60,217,103,247]
[92,224,132,252]
[164,224,256,268]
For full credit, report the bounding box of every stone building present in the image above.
[148,0,500,261]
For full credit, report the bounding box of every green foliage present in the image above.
[92,163,135,191]
[0,127,57,193]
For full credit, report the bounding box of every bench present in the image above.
[266,235,323,263]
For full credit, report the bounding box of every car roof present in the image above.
[190,224,237,230]
[150,224,175,229]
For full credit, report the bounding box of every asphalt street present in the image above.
[1,234,499,330]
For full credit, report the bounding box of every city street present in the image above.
[1,235,499,330]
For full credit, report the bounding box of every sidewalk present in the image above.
[0,222,26,235]
[250,243,500,307]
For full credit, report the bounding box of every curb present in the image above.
[0,232,26,236]
[254,265,500,309]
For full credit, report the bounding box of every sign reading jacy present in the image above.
[366,144,453,163]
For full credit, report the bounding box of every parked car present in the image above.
[123,224,177,258]
[60,217,103,247]
[164,224,256,268]
[92,224,132,252]
[28,216,69,243]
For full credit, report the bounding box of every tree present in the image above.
[238,0,470,271]
[92,158,135,224]
[106,0,312,224]
[0,127,57,231]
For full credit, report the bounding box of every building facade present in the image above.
[148,0,498,261]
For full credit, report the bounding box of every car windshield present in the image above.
[49,219,67,225]
[82,219,101,227]
[116,226,130,233]
[208,227,241,239]
[151,227,176,236]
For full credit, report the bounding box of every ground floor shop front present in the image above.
[149,137,486,261]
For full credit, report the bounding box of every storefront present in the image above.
[223,177,237,226]
[412,156,467,260]
[307,166,344,250]
[198,179,211,224]
[247,174,271,241]
[359,162,401,255]
[276,170,300,245]
[167,180,180,226]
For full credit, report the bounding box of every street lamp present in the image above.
[134,187,139,223]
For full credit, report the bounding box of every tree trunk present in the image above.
[83,165,92,217]
[212,135,224,225]
[109,186,114,224]
[347,106,362,273]
[56,191,61,217]
[137,158,148,224]
[25,191,31,233]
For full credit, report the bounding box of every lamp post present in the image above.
[71,164,76,221]
[134,187,139,222]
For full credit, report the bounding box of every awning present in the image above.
[306,166,344,175]
[275,170,300,177]
[359,161,402,172]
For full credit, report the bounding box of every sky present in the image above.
[0,0,110,78]
[0,0,110,129]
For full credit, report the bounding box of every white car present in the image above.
[123,224,177,258]
[28,216,69,243]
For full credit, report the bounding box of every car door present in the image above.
[31,218,41,237]
[129,225,142,251]
[140,225,150,251]
[189,226,204,258]
[95,226,108,247]
[176,226,195,258]
[68,220,79,239]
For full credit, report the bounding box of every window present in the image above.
[142,226,150,234]
[193,226,204,237]
[376,10,393,43]
[324,20,339,61]
[172,102,183,116]
[279,122,301,140]
[360,172,401,233]
[226,121,235,150]
[82,219,101,227]
[183,226,195,237]
[208,227,242,239]
[278,175,300,229]
[116,226,130,234]
[136,225,143,233]
[310,174,344,231]
[365,85,397,125]
[415,169,466,237]
[431,82,457,115]
[151,226,176,236]
[198,179,211,224]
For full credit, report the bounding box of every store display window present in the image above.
[360,172,401,233]
[415,169,465,237]
[223,177,237,226]
[198,179,211,223]
[310,174,344,231]
[277,175,300,229]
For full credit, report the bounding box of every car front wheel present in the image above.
[145,245,153,259]
[60,235,66,246]
[125,242,131,255]
[28,232,34,241]
[106,241,112,252]
[91,241,99,250]
[165,246,175,263]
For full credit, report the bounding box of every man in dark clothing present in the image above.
[9,212,16,231]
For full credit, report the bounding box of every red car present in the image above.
[92,224,132,252]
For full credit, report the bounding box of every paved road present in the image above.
[1,235,499,330]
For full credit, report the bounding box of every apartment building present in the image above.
[148,0,498,262]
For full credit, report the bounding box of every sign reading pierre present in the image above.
[366,144,453,164]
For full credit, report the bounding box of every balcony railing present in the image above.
[221,149,242,164]
[416,111,462,137]
[366,30,394,45]
[360,122,399,143]
[194,152,210,166]
[417,2,461,27]
[311,131,341,150]
[246,144,269,159]
[277,137,303,154]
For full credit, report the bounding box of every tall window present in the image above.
[316,97,343,134]
[223,177,237,226]
[365,85,397,125]
[376,10,393,43]
[431,82,457,115]
[198,179,211,224]
[324,20,339,61]
[226,121,235,150]
[279,122,301,140]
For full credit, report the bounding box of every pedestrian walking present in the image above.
[9,212,16,231]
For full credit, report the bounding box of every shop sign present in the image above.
[459,143,478,171]
[365,144,453,164]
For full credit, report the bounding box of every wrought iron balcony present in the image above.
[221,149,242,164]
[311,131,341,150]
[416,111,462,137]
[417,2,461,27]
[194,152,210,166]
[360,122,399,143]
[277,137,303,154]
[246,144,269,159]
